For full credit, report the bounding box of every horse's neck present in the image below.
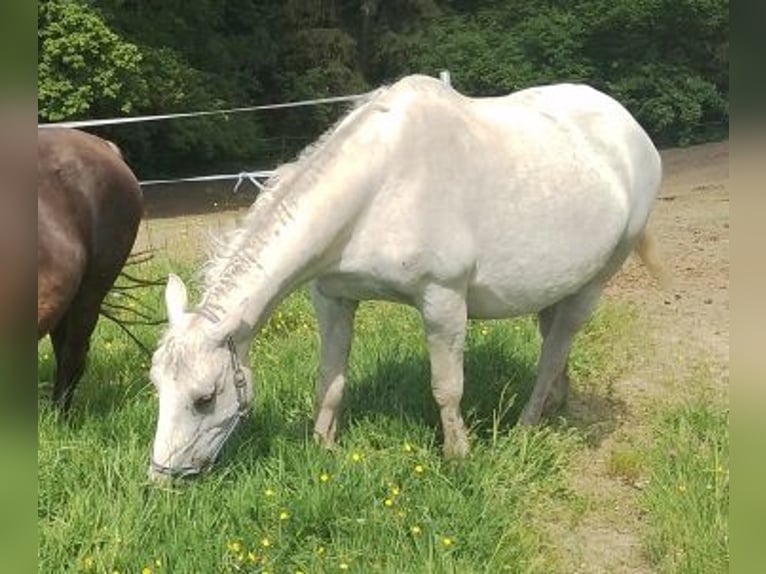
[200,162,373,336]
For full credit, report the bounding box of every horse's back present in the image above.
[328,77,661,316]
[37,129,143,337]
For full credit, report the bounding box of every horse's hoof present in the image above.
[543,373,570,417]
[313,431,336,450]
[542,392,568,418]
[518,407,542,426]
[443,437,469,460]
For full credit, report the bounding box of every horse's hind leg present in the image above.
[520,284,602,426]
[50,293,101,411]
[536,305,571,416]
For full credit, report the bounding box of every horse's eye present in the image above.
[193,392,215,409]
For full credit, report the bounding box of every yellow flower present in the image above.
[339,562,350,570]
[81,556,95,570]
[411,525,422,535]
[279,510,290,520]
[441,537,454,547]
[679,484,687,493]
[317,546,327,556]
[390,486,400,496]
[155,558,162,568]
[141,568,152,574]
[227,540,242,553]
[351,452,363,462]
[261,537,271,548]
[384,498,394,507]
[247,552,258,564]
[320,472,331,483]
[264,488,276,497]
[414,464,425,474]
[403,442,413,453]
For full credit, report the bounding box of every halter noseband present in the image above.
[150,335,250,479]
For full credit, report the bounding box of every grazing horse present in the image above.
[148,75,664,479]
[38,128,143,410]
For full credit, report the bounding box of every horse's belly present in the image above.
[465,279,582,319]
[467,244,622,319]
[315,272,418,306]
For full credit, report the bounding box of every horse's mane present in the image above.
[198,87,386,298]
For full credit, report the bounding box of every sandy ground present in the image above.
[560,140,729,573]
[135,140,729,572]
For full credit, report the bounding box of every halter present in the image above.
[150,335,250,479]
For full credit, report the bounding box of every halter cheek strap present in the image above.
[150,336,251,478]
[226,336,251,418]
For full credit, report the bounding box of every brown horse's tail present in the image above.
[634,228,672,289]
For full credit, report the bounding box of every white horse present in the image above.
[148,75,663,479]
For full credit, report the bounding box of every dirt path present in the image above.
[557,141,729,573]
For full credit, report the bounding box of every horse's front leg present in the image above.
[311,283,358,448]
[420,284,470,459]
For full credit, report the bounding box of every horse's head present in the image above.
[148,274,253,481]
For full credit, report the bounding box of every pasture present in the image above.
[38,142,729,573]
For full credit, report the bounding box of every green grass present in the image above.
[641,399,729,573]
[38,256,725,573]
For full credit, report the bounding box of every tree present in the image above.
[38,0,145,120]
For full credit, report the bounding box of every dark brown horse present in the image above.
[38,128,143,410]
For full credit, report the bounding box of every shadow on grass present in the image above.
[560,384,630,448]
[37,351,153,432]
[342,338,537,441]
[344,337,630,449]
[224,331,632,475]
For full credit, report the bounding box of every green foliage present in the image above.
[37,0,728,176]
[371,0,727,144]
[38,0,144,120]
[582,0,729,144]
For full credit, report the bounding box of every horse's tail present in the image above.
[99,249,165,357]
[634,228,672,289]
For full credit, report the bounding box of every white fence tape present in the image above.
[139,170,275,190]
[43,73,453,194]
[39,93,369,129]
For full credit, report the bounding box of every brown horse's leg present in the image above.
[50,293,101,411]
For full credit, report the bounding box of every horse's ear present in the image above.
[165,273,189,326]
